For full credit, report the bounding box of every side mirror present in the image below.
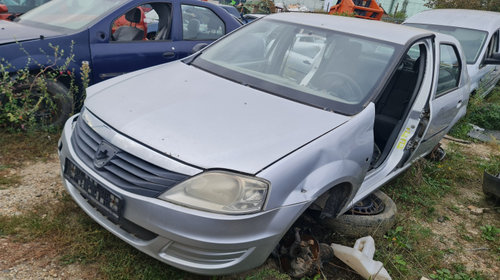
[484,53,500,65]
[192,43,208,54]
[0,4,8,13]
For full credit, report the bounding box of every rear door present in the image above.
[411,38,469,157]
[478,29,500,95]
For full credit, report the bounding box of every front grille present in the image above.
[71,117,189,197]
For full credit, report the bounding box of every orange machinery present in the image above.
[0,4,11,20]
[329,0,384,21]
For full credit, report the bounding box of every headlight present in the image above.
[158,171,269,214]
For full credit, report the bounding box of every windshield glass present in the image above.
[406,23,487,64]
[192,19,399,114]
[0,0,50,14]
[18,0,128,31]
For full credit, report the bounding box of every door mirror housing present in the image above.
[484,53,500,65]
[0,4,8,13]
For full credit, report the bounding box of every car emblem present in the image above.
[93,141,118,169]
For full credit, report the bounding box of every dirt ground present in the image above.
[0,155,99,280]
[0,138,499,280]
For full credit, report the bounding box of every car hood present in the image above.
[85,61,350,174]
[0,20,61,45]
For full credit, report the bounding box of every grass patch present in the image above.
[0,173,21,189]
[0,128,60,167]
[0,193,289,280]
[450,86,500,139]
[0,195,196,279]
[0,129,59,189]
[377,142,500,279]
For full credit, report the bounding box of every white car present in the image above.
[405,9,500,97]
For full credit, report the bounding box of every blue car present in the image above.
[0,0,241,124]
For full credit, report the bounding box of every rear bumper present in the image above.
[58,114,308,275]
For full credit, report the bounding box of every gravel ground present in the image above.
[0,154,63,217]
[0,154,97,280]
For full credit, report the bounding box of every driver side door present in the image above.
[89,1,180,83]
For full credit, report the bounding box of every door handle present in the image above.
[162,51,175,59]
[456,100,462,108]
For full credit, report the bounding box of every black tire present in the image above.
[15,78,73,127]
[321,190,397,238]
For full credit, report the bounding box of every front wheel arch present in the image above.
[12,77,74,127]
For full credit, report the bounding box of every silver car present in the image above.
[59,13,473,275]
[405,9,500,97]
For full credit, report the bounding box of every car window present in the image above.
[436,44,461,97]
[111,3,172,42]
[405,23,487,65]
[18,0,128,31]
[181,5,225,40]
[484,30,499,61]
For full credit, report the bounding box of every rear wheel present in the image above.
[14,78,73,127]
[321,190,397,238]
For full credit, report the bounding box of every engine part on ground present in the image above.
[277,227,334,278]
[331,236,392,280]
[483,171,500,200]
[329,0,384,21]
[426,143,446,162]
[321,190,397,237]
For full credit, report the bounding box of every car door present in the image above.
[478,29,500,95]
[88,0,237,83]
[411,39,469,157]
[89,1,181,83]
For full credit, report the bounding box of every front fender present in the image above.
[259,103,375,211]
[1,32,90,84]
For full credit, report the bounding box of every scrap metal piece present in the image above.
[483,171,500,199]
[278,227,333,278]
[467,125,500,143]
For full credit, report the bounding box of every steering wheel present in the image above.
[317,72,364,103]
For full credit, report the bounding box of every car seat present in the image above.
[113,8,145,41]
[185,19,200,40]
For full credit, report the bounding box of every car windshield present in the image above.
[406,23,488,64]
[17,0,128,31]
[0,0,49,14]
[192,18,399,115]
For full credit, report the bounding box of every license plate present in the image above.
[64,159,123,223]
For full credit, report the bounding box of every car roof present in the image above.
[266,13,434,45]
[405,9,500,33]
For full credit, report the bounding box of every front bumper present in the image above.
[58,114,309,275]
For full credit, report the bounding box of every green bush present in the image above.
[0,42,89,131]
[468,103,500,130]
[449,87,500,138]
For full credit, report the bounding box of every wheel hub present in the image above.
[346,193,385,215]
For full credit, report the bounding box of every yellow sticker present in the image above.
[396,128,411,150]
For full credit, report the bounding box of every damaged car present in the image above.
[58,13,480,275]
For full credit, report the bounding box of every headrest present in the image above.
[125,8,141,24]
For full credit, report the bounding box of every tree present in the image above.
[425,0,500,12]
